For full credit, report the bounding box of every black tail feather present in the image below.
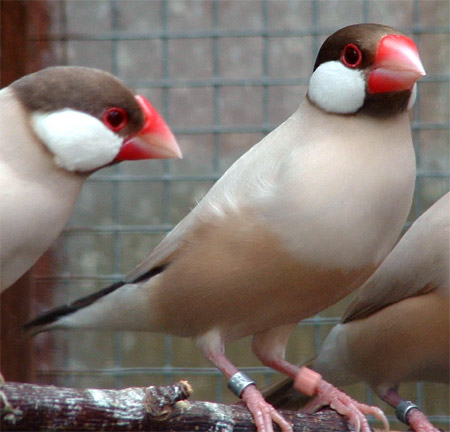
[23,281,125,331]
[132,263,167,283]
[23,263,169,332]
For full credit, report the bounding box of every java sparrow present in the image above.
[25,24,426,432]
[0,66,181,290]
[263,192,449,432]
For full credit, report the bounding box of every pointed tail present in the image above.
[24,264,167,334]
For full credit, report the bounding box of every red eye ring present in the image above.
[341,43,362,68]
[103,107,128,132]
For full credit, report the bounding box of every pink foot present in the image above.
[295,367,389,432]
[406,409,439,432]
[241,385,293,432]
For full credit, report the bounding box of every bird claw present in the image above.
[317,387,386,432]
[405,409,439,432]
[241,385,293,432]
[295,368,388,432]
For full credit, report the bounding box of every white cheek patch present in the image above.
[308,61,366,114]
[31,109,122,172]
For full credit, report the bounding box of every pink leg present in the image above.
[380,388,439,432]
[199,340,292,432]
[252,324,299,379]
[295,367,389,432]
[406,410,440,432]
[257,356,300,379]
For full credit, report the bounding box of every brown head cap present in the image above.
[313,24,420,117]
[10,66,145,138]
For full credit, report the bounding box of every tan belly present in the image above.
[345,292,450,387]
[148,209,377,342]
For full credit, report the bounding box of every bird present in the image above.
[0,66,182,291]
[263,192,449,432]
[25,24,426,432]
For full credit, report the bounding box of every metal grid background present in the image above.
[29,1,449,429]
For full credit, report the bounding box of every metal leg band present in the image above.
[227,371,255,398]
[395,400,420,424]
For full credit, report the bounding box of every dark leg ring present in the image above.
[395,400,420,425]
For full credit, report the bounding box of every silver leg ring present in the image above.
[395,400,420,424]
[227,371,255,398]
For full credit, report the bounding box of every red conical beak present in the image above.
[368,34,426,94]
[115,95,182,161]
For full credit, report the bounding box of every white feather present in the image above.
[308,61,366,114]
[196,328,224,354]
[407,83,417,111]
[31,109,122,172]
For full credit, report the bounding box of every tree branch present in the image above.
[0,380,365,431]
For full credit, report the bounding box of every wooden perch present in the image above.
[0,380,368,431]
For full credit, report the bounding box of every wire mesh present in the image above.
[29,0,449,429]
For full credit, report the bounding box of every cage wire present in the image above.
[29,0,449,429]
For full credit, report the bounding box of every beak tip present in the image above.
[156,135,183,159]
[167,137,183,159]
[133,94,182,159]
[415,60,426,77]
[171,151,183,160]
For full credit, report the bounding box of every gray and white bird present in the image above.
[263,192,449,432]
[25,24,425,432]
[0,66,181,290]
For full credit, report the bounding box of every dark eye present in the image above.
[342,44,362,68]
[103,107,128,131]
